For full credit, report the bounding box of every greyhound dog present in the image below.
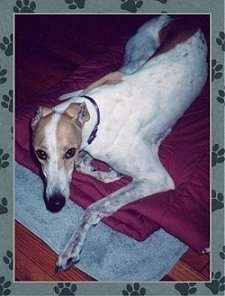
[31,15,208,272]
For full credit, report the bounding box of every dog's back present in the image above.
[158,15,209,56]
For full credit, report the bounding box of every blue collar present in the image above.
[80,95,100,145]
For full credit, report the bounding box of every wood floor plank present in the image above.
[15,221,95,281]
[181,249,209,273]
[16,249,56,281]
[165,259,209,281]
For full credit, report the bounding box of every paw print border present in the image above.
[0,0,224,296]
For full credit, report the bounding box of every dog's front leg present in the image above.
[56,177,170,272]
[76,150,123,183]
[55,203,103,272]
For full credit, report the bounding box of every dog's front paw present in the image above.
[55,250,80,273]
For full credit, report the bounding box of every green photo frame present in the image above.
[0,0,224,295]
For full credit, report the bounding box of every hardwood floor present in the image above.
[15,221,209,282]
[15,222,95,281]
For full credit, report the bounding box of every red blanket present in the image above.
[15,15,209,253]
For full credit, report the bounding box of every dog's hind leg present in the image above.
[120,15,172,74]
[55,175,171,272]
[76,150,123,183]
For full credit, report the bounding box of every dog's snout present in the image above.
[46,194,66,213]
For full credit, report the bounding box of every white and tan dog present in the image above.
[31,15,208,272]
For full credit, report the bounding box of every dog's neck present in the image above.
[80,95,100,146]
[79,95,100,149]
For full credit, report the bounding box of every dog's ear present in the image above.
[77,102,90,124]
[31,106,52,130]
[65,102,90,126]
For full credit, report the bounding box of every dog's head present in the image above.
[31,102,90,213]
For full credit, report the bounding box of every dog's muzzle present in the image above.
[46,193,66,213]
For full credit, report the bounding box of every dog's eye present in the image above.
[65,148,76,159]
[36,149,48,160]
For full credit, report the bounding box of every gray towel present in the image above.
[15,162,187,281]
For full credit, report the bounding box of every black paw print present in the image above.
[0,34,13,56]
[212,144,225,167]
[0,276,11,295]
[216,32,225,51]
[0,149,10,169]
[212,190,224,212]
[174,283,197,295]
[216,88,225,104]
[13,0,36,13]
[1,90,13,113]
[205,272,225,294]
[3,250,13,270]
[0,197,8,215]
[121,0,143,13]
[54,283,77,296]
[0,66,7,84]
[154,0,168,3]
[11,126,13,141]
[212,59,223,81]
[122,283,146,296]
[219,246,225,260]
[64,0,86,9]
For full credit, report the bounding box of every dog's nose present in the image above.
[46,194,66,213]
